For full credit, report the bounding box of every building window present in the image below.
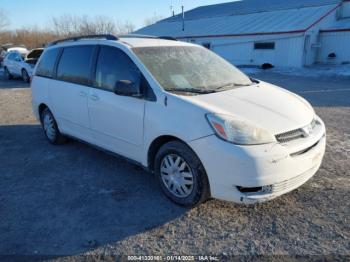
[254,42,275,50]
[202,42,211,49]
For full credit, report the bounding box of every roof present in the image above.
[119,37,194,48]
[320,18,350,32]
[164,0,341,21]
[136,0,342,38]
[7,47,28,53]
[45,36,193,50]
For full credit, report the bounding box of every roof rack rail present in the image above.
[48,34,118,46]
[118,34,178,41]
[159,36,178,41]
[117,34,158,39]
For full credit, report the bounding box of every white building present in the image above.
[136,0,350,68]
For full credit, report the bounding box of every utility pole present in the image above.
[182,5,185,31]
[170,0,175,17]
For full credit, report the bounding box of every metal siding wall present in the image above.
[191,34,305,67]
[317,32,350,64]
[342,2,350,17]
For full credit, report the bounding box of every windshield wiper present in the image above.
[165,88,217,94]
[250,77,260,84]
[215,82,253,91]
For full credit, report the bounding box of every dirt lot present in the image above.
[0,69,349,259]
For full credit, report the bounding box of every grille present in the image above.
[275,119,318,143]
[271,166,317,193]
[275,128,304,143]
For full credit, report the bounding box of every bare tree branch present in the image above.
[0,9,10,31]
[143,14,164,27]
[50,14,136,36]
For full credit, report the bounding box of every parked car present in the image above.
[31,35,326,206]
[0,45,28,67]
[3,48,43,82]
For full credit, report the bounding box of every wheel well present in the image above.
[148,135,183,172]
[38,103,48,122]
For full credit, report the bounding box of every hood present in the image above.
[182,81,314,135]
[26,49,43,60]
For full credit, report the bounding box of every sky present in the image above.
[1,0,232,30]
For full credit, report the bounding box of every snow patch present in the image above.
[239,64,350,78]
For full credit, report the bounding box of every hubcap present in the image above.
[160,154,194,198]
[43,113,56,140]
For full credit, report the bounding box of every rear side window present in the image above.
[57,46,94,85]
[36,48,60,78]
[95,46,140,91]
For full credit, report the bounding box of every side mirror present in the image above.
[113,80,142,98]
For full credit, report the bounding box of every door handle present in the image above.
[90,94,100,101]
[79,91,87,97]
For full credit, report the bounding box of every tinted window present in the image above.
[95,46,140,91]
[254,42,275,50]
[57,46,94,85]
[36,48,60,78]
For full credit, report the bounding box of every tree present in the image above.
[143,14,164,27]
[0,9,10,31]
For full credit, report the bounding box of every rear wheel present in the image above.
[40,108,67,145]
[22,69,30,83]
[155,141,210,206]
[4,67,13,80]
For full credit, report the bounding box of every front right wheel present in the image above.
[22,69,30,83]
[4,67,13,80]
[154,141,210,206]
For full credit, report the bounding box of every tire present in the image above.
[22,69,30,83]
[154,140,210,207]
[4,67,13,80]
[40,108,67,145]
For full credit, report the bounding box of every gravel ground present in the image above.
[0,71,349,260]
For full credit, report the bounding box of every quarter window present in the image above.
[254,42,275,50]
[95,46,140,92]
[57,46,94,85]
[36,48,60,78]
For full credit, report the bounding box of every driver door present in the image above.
[88,45,145,162]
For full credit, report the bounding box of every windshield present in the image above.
[133,46,252,94]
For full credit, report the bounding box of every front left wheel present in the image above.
[40,108,67,145]
[154,141,210,207]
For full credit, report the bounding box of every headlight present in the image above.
[206,113,276,145]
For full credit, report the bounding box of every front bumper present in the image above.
[189,118,326,204]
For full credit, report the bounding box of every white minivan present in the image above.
[31,35,326,206]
